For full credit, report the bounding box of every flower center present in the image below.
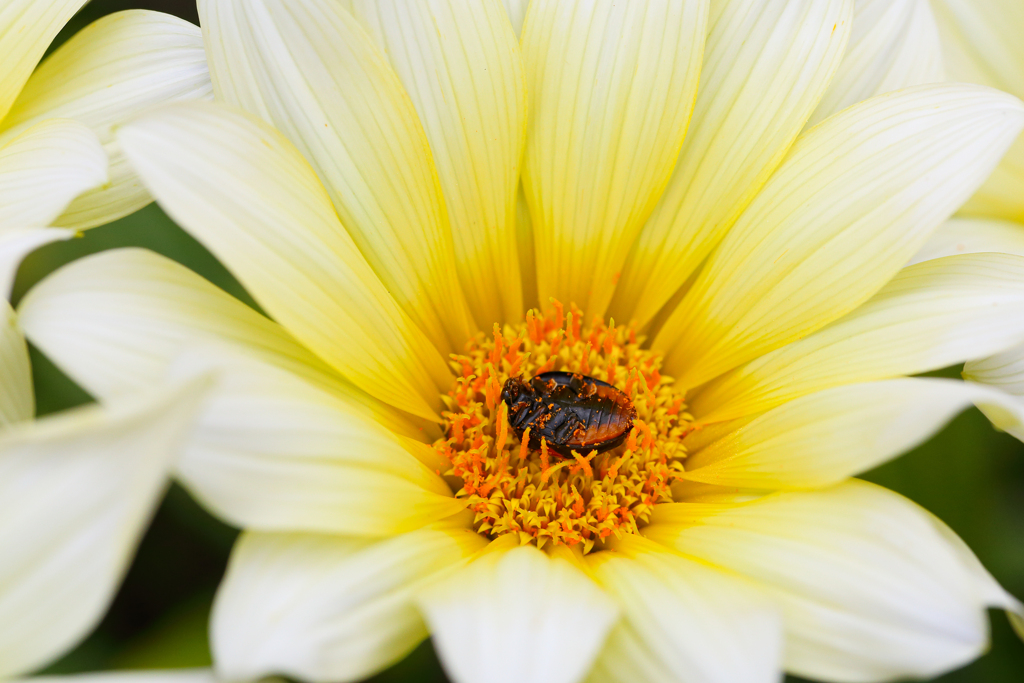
[432,302,691,553]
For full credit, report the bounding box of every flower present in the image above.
[0,3,213,296]
[0,298,209,679]
[17,0,1024,682]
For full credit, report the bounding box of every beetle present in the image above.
[500,371,637,457]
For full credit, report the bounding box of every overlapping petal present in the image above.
[419,544,618,683]
[0,0,89,122]
[213,528,486,683]
[0,379,207,679]
[521,0,709,318]
[807,0,943,127]
[0,10,213,230]
[0,118,106,230]
[645,481,1015,682]
[345,0,527,326]
[910,217,1024,265]
[0,300,31,427]
[683,378,1024,489]
[587,536,782,683]
[198,0,474,351]
[117,102,453,421]
[691,253,1024,423]
[611,0,853,326]
[656,84,1024,390]
[0,228,73,299]
[501,0,529,38]
[16,671,216,683]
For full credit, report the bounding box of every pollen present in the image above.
[433,302,692,554]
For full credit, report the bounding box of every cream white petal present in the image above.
[420,544,617,683]
[0,10,212,230]
[587,536,782,683]
[684,378,1024,489]
[345,0,526,326]
[0,228,73,300]
[0,379,208,679]
[611,0,853,327]
[521,0,708,318]
[959,132,1024,223]
[118,102,452,421]
[964,344,1024,441]
[17,670,217,683]
[657,84,1024,390]
[167,349,462,536]
[691,253,1024,423]
[198,0,474,351]
[213,528,486,683]
[909,217,1024,265]
[645,480,1014,682]
[0,300,31,426]
[806,0,943,127]
[501,0,530,38]
[0,0,89,122]
[0,118,106,230]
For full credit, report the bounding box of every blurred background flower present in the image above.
[7,1,1024,682]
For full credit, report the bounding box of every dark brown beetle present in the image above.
[500,371,637,457]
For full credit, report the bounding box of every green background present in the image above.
[21,2,1024,681]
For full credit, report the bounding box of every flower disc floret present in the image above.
[433,303,692,553]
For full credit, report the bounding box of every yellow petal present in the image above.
[807,0,943,127]
[198,0,475,351]
[0,0,88,122]
[656,84,1024,390]
[0,378,208,678]
[910,216,1024,265]
[692,253,1024,424]
[343,0,527,326]
[0,228,73,299]
[611,0,853,327]
[645,480,1014,682]
[213,528,486,683]
[0,118,106,230]
[0,10,213,230]
[0,300,31,426]
[516,186,539,311]
[960,130,1024,223]
[683,378,1024,489]
[521,0,708,317]
[118,102,452,421]
[501,0,530,38]
[418,544,618,683]
[587,535,782,683]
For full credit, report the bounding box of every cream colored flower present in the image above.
[17,1,1024,682]
[0,299,210,679]
[0,2,213,296]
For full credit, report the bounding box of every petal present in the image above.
[0,379,208,678]
[0,300,32,426]
[645,480,1014,682]
[807,0,943,127]
[117,102,452,421]
[656,84,1024,390]
[345,0,527,326]
[683,378,1024,489]
[419,544,618,683]
[521,0,709,317]
[0,0,88,122]
[17,671,216,683]
[212,528,486,683]
[167,349,463,536]
[691,252,1024,424]
[964,343,1024,441]
[909,216,1024,265]
[0,228,73,299]
[0,10,213,230]
[198,0,474,351]
[611,0,853,327]
[587,535,782,683]
[501,0,530,38]
[0,118,106,230]
[960,132,1024,223]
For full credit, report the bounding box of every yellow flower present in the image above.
[0,2,213,295]
[17,0,1024,682]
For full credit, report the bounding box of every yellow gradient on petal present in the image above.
[522,0,708,318]
[0,300,31,426]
